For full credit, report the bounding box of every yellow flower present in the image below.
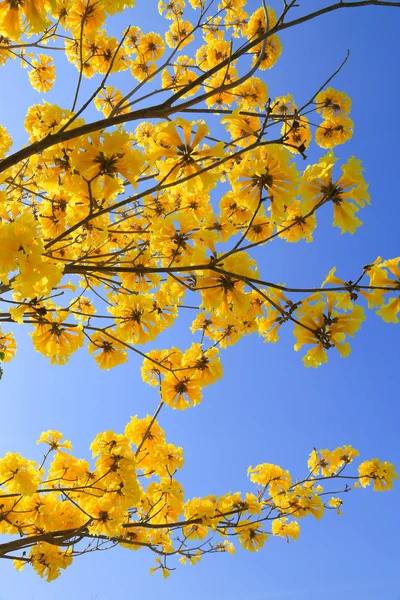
[69,130,144,189]
[181,343,223,387]
[31,316,84,365]
[221,108,260,147]
[109,293,158,345]
[271,93,297,117]
[47,451,92,486]
[198,39,232,70]
[279,487,324,520]
[358,459,399,491]
[293,294,365,367]
[376,297,400,323]
[94,86,128,117]
[201,16,223,42]
[28,54,55,92]
[315,87,352,118]
[123,25,142,53]
[282,116,312,154]
[277,200,317,243]
[248,463,291,496]
[235,520,268,552]
[0,330,16,362]
[150,557,171,578]
[152,442,184,477]
[137,32,165,61]
[308,445,359,476]
[141,348,181,386]
[130,56,157,82]
[246,7,280,69]
[88,331,128,370]
[148,118,224,190]
[233,77,268,110]
[36,430,72,452]
[0,0,49,40]
[165,19,194,49]
[246,6,276,42]
[0,452,42,496]
[161,374,202,409]
[162,56,200,96]
[65,0,106,34]
[124,415,166,449]
[0,125,12,158]
[229,145,298,224]
[300,152,370,234]
[86,495,128,537]
[271,518,300,541]
[328,497,343,516]
[251,36,282,70]
[316,115,354,148]
[199,260,252,318]
[70,296,96,320]
[24,101,83,143]
[30,543,72,582]
[159,0,184,19]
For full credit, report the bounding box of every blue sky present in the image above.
[0,1,399,599]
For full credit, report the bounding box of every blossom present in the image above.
[221,108,260,147]
[0,125,12,158]
[282,116,312,154]
[0,330,16,362]
[0,452,42,496]
[308,445,359,476]
[228,145,298,224]
[235,520,268,552]
[124,415,166,450]
[137,32,165,61]
[0,0,49,40]
[315,87,352,118]
[358,459,399,491]
[165,19,194,49]
[293,294,366,368]
[148,118,224,190]
[248,463,292,496]
[316,115,354,148]
[300,152,370,234]
[272,518,300,541]
[233,77,268,110]
[94,86,128,117]
[36,431,72,452]
[31,316,84,365]
[69,130,144,189]
[65,0,106,33]
[88,331,128,370]
[161,374,202,409]
[30,543,72,582]
[28,55,55,92]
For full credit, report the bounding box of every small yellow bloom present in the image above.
[272,518,300,541]
[36,430,72,452]
[0,330,16,362]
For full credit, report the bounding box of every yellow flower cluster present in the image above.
[0,418,396,579]
[0,0,397,579]
[0,0,386,381]
[315,88,354,149]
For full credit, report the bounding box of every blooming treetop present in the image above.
[0,0,398,582]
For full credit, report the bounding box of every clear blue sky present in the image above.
[0,2,399,599]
